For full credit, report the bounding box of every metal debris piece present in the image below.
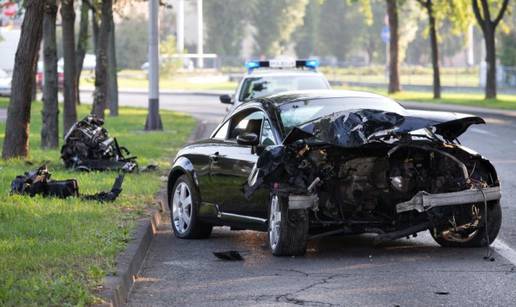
[11,165,124,202]
[61,115,138,172]
[213,251,244,261]
[434,291,450,296]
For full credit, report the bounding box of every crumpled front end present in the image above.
[245,108,500,241]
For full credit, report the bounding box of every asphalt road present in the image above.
[82,91,516,306]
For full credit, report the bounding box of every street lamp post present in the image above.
[197,0,204,68]
[145,0,163,130]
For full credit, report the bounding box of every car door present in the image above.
[209,108,276,221]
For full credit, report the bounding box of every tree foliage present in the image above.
[252,0,308,57]
[204,0,251,60]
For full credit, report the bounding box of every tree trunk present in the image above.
[386,0,400,93]
[108,18,119,116]
[92,8,99,53]
[61,0,78,136]
[472,0,510,100]
[41,0,59,149]
[92,0,113,118]
[427,2,441,99]
[2,0,45,159]
[75,0,90,105]
[484,26,497,99]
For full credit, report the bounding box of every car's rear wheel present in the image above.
[268,195,309,256]
[430,201,502,248]
[170,175,212,239]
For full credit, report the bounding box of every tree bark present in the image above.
[92,7,99,53]
[108,18,119,116]
[386,0,400,93]
[2,0,45,159]
[484,26,497,99]
[41,0,59,149]
[420,0,441,99]
[75,0,90,105]
[472,0,510,100]
[61,0,78,135]
[92,0,113,118]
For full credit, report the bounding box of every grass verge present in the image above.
[340,86,516,111]
[0,98,195,305]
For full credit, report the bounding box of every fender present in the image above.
[167,156,199,209]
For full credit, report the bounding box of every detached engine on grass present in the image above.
[61,115,138,172]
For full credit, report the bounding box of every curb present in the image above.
[94,119,206,306]
[94,210,163,307]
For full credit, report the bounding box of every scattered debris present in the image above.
[11,165,124,202]
[140,164,159,173]
[61,115,138,172]
[213,251,244,261]
[434,291,450,296]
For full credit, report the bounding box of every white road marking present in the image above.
[469,128,495,136]
[492,239,516,266]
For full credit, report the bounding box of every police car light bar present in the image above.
[245,59,320,72]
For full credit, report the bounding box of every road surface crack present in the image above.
[275,274,340,306]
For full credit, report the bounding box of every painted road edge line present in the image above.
[492,239,516,266]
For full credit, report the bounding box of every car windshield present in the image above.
[239,75,328,102]
[278,97,406,133]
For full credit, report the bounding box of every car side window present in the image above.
[212,121,230,140]
[228,110,264,140]
[261,119,276,146]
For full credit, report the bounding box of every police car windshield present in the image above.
[279,97,406,133]
[239,75,328,102]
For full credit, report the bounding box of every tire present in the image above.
[430,201,502,248]
[268,194,309,256]
[170,175,212,239]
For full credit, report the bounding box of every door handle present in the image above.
[209,152,220,163]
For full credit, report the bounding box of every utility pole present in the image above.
[197,0,204,68]
[176,0,185,53]
[145,0,163,130]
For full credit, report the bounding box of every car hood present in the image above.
[283,109,485,147]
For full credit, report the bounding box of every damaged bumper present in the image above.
[396,186,501,213]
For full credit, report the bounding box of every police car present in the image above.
[219,59,331,108]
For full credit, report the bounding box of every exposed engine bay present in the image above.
[244,109,501,242]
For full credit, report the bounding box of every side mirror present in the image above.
[219,94,233,104]
[236,132,259,146]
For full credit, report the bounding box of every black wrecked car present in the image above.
[167,90,502,256]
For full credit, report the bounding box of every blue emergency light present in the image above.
[245,59,320,72]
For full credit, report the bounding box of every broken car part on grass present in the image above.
[11,165,124,202]
[245,108,501,245]
[61,115,138,172]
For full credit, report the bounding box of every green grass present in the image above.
[339,85,516,111]
[80,71,238,91]
[0,99,195,305]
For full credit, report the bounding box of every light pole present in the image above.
[176,0,185,54]
[197,0,204,68]
[145,0,163,130]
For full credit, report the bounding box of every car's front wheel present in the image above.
[268,195,309,256]
[430,201,502,247]
[170,175,212,239]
